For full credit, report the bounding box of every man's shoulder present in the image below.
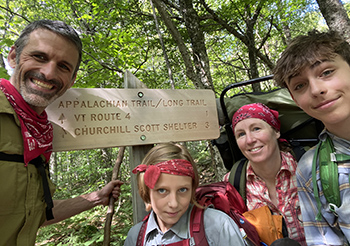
[298,146,317,169]
[296,146,318,183]
[0,89,15,114]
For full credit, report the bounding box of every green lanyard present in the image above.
[312,136,350,220]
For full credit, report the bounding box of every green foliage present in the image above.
[0,0,347,244]
[0,67,9,79]
[36,148,132,245]
[0,0,330,91]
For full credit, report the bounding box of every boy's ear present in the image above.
[290,93,301,107]
[8,46,16,68]
[287,88,301,107]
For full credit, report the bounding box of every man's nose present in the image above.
[40,61,57,81]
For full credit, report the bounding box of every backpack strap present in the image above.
[0,152,54,220]
[136,213,150,246]
[228,158,248,203]
[137,210,198,246]
[190,206,209,246]
[312,136,350,220]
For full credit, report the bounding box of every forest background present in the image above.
[1,0,350,245]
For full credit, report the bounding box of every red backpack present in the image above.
[136,181,261,245]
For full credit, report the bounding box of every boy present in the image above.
[273,30,350,245]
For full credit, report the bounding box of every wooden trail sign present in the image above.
[46,88,220,151]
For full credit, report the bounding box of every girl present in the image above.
[124,142,245,246]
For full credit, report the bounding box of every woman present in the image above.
[224,103,305,246]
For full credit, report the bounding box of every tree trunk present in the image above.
[179,0,215,91]
[152,0,204,89]
[150,0,175,89]
[316,0,350,42]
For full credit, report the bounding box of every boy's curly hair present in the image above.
[273,30,350,88]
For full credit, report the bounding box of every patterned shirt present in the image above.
[297,130,350,245]
[246,151,306,246]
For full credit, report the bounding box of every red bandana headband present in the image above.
[232,103,281,132]
[132,159,194,189]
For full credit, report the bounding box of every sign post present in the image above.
[124,71,153,225]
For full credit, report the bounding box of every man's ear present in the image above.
[8,46,17,68]
[69,73,77,88]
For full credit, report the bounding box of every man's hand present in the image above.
[96,180,124,206]
[42,180,124,226]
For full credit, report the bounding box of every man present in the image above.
[0,19,123,245]
[273,30,350,245]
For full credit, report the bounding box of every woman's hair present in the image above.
[274,29,350,88]
[14,19,82,77]
[136,142,200,211]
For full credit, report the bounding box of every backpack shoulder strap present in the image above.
[190,206,209,246]
[136,213,150,246]
[228,158,248,202]
[0,152,54,220]
[312,136,345,220]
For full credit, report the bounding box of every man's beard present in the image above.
[20,86,59,108]
[20,71,62,107]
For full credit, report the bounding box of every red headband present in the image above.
[232,103,280,132]
[132,159,195,189]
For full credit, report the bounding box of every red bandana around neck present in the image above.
[132,159,195,189]
[0,79,53,165]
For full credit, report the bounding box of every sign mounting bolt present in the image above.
[138,92,144,98]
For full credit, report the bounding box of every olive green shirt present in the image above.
[0,90,56,246]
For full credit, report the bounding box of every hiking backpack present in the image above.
[194,181,261,245]
[136,181,261,246]
[213,76,323,171]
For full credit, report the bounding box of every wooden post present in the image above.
[124,70,153,224]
